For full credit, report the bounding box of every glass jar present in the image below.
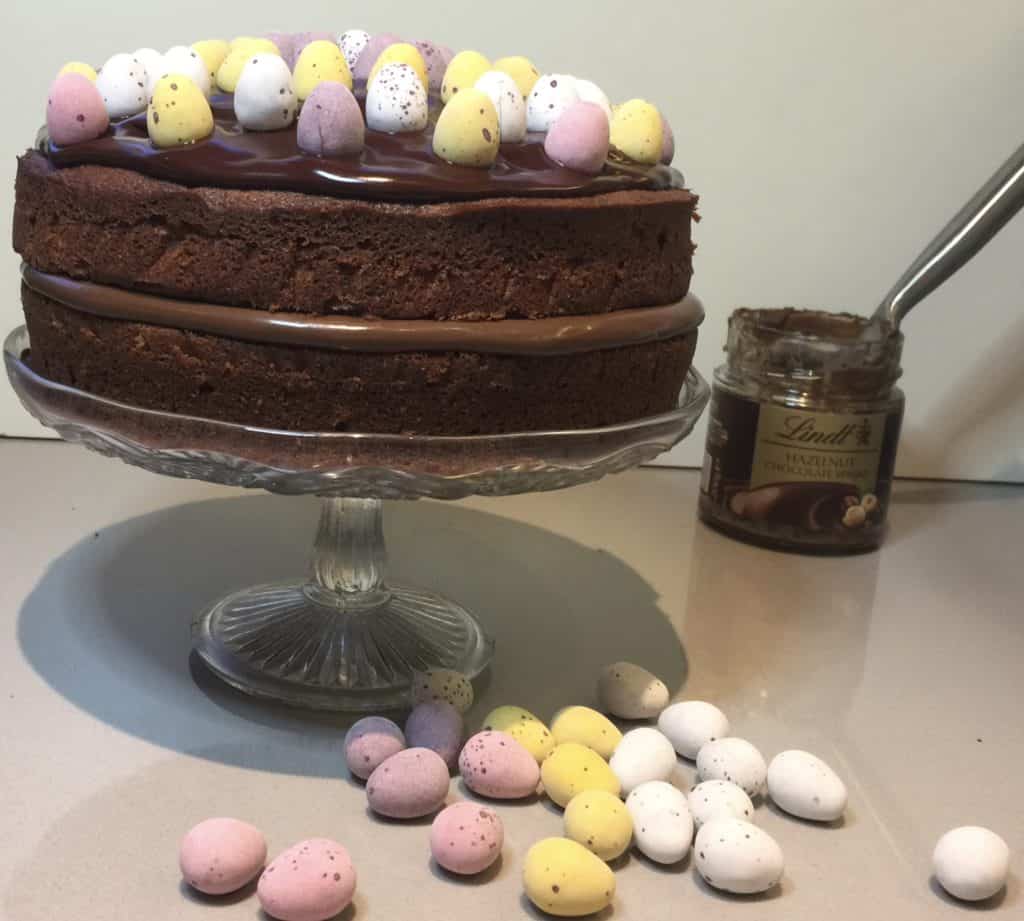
[698,308,905,553]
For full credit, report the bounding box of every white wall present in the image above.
[3,1,1023,481]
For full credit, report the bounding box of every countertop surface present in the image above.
[1,439,1021,920]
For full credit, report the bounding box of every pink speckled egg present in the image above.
[406,701,464,771]
[353,32,403,83]
[344,716,405,781]
[544,101,610,176]
[258,839,355,921]
[367,747,450,818]
[459,730,540,799]
[414,40,451,93]
[46,73,109,147]
[661,114,675,164]
[179,817,266,895]
[430,801,504,875]
[297,82,365,157]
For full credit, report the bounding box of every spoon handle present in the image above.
[875,139,1024,328]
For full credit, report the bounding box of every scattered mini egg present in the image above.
[493,55,540,98]
[258,839,356,921]
[217,41,281,93]
[932,826,1010,902]
[544,101,609,175]
[564,790,633,861]
[191,40,229,88]
[541,742,621,808]
[368,42,428,91]
[574,78,612,123]
[687,780,754,829]
[550,706,622,759]
[339,29,371,73]
[179,817,267,896]
[411,667,474,714]
[526,74,579,133]
[459,730,540,799]
[353,32,403,83]
[414,39,451,93]
[660,114,675,164]
[147,74,213,148]
[432,88,500,167]
[524,838,615,917]
[133,48,163,82]
[96,52,149,119]
[366,747,450,819]
[597,661,669,719]
[263,32,297,69]
[626,780,694,864]
[154,46,211,98]
[695,818,784,894]
[657,700,730,759]
[766,750,848,822]
[297,81,364,157]
[430,801,504,875]
[440,50,490,104]
[234,54,297,131]
[609,727,677,796]
[405,700,464,770]
[290,32,337,70]
[57,62,97,82]
[46,73,109,146]
[609,98,664,165]
[481,706,554,763]
[474,70,527,143]
[343,715,405,780]
[365,63,428,134]
[293,39,352,101]
[696,737,768,797]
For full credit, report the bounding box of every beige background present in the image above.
[2,0,1023,480]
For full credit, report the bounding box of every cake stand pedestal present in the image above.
[5,326,709,710]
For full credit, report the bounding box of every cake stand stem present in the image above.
[309,497,390,605]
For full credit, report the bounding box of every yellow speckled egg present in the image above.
[564,790,634,861]
[58,61,97,82]
[482,706,554,763]
[218,41,281,92]
[523,838,615,917]
[541,743,621,808]
[229,36,280,53]
[440,50,490,104]
[294,39,352,100]
[368,42,428,91]
[432,88,500,168]
[192,40,229,86]
[493,55,539,98]
[551,706,622,759]
[609,98,664,165]
[147,74,213,148]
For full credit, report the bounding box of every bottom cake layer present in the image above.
[22,286,697,435]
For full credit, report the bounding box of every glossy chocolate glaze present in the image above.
[42,93,685,203]
[22,266,703,356]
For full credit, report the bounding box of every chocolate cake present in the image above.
[14,35,701,435]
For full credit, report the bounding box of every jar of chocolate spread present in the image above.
[699,308,904,553]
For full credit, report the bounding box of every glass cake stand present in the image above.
[5,326,709,710]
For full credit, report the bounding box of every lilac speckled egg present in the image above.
[179,817,266,895]
[353,32,403,83]
[661,114,675,164]
[258,838,355,921]
[291,31,337,70]
[366,747,450,818]
[459,730,540,799]
[264,32,298,69]
[344,716,405,780]
[414,40,451,93]
[544,101,610,175]
[46,73,109,147]
[297,82,365,157]
[430,801,504,875]
[406,701,464,770]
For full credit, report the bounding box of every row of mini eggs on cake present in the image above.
[46,31,674,173]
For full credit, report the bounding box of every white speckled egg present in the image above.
[96,52,149,118]
[687,780,754,829]
[658,701,730,759]
[609,727,676,796]
[366,63,428,133]
[133,48,163,83]
[339,29,371,73]
[474,71,526,143]
[696,737,767,797]
[157,46,211,97]
[574,78,611,123]
[597,661,669,719]
[695,818,784,894]
[626,780,693,864]
[933,826,1009,902]
[767,750,847,821]
[411,667,474,714]
[526,73,579,133]
[234,54,297,131]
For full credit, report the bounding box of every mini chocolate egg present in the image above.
[234,54,297,131]
[414,40,451,93]
[658,700,730,759]
[217,41,281,93]
[564,790,633,861]
[339,29,371,73]
[609,98,664,165]
[344,716,404,780]
[523,838,615,917]
[406,700,464,770]
[688,780,754,829]
[293,39,352,100]
[766,750,847,821]
[58,61,97,82]
[541,743,620,808]
[597,660,669,719]
[147,74,213,147]
[411,667,474,714]
[493,55,540,98]
[550,706,622,759]
[527,74,579,133]
[609,727,677,796]
[696,737,768,797]
[366,747,450,819]
[133,48,163,81]
[96,52,149,119]
[431,801,503,875]
[626,780,694,864]
[258,839,356,921]
[574,78,612,123]
[544,102,609,175]
[933,826,1010,902]
[191,40,230,88]
[459,730,540,799]
[475,71,526,143]
[262,32,297,68]
[291,32,336,70]
[432,88,499,167]
[179,817,266,895]
[368,42,428,91]
[157,46,211,98]
[660,114,675,164]
[440,50,490,104]
[365,63,428,133]
[481,706,554,763]
[297,82,364,156]
[352,32,403,83]
[695,818,784,894]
